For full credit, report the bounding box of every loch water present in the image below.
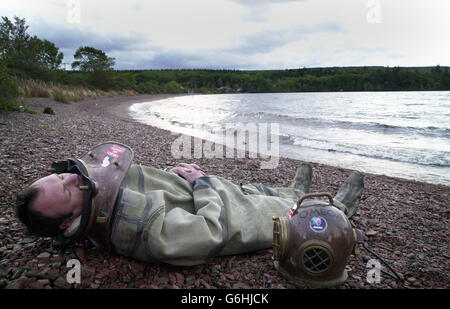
[130,91,450,186]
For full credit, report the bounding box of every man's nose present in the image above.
[63,173,79,186]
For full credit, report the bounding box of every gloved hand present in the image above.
[169,163,206,184]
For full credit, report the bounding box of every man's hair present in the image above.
[15,185,71,237]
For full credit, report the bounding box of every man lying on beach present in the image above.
[15,142,364,266]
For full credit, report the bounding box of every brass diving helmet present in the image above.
[272,193,361,288]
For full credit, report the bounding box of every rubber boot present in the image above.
[292,162,313,198]
[333,171,365,218]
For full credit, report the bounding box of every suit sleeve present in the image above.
[155,176,227,266]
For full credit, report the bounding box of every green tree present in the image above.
[137,80,160,94]
[0,60,19,111]
[72,46,115,72]
[0,16,31,69]
[113,73,136,90]
[441,68,450,89]
[88,70,115,91]
[0,16,63,75]
[162,81,183,93]
[71,46,116,90]
[35,39,64,70]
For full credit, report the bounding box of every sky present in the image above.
[1,0,449,70]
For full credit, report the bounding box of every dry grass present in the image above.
[15,78,138,103]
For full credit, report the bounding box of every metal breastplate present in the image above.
[52,142,134,250]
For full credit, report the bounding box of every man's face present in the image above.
[30,173,84,230]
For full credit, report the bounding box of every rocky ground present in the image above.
[0,94,448,290]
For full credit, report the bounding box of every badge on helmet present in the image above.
[272,193,360,288]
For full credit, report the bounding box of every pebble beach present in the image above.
[0,94,448,289]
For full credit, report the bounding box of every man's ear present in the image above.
[59,216,76,230]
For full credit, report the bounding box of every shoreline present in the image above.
[112,93,448,189]
[0,94,448,289]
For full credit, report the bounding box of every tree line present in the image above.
[1,15,449,111]
[126,66,449,94]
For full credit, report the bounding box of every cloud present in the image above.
[122,22,342,70]
[228,23,342,55]
[227,0,305,6]
[30,23,149,53]
[136,52,204,70]
[131,48,258,70]
[127,22,343,70]
[231,0,306,22]
[2,0,447,70]
[26,20,157,67]
[388,54,406,59]
[26,11,343,70]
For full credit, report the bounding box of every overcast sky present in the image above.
[1,0,449,70]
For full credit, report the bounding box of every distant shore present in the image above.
[0,94,448,289]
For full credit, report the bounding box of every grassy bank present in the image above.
[0,77,139,113]
[16,78,138,104]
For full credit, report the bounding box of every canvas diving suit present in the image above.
[110,164,301,266]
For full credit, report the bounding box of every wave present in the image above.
[288,136,450,167]
[133,99,450,139]
[135,110,450,167]
[228,110,450,138]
